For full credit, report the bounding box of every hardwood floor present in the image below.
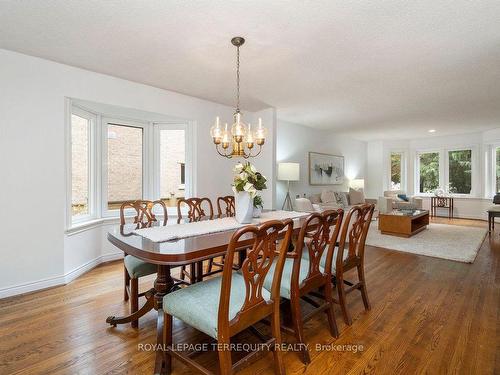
[0,218,498,374]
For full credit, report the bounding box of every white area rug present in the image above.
[366,223,487,263]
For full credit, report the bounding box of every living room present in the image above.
[0,2,498,375]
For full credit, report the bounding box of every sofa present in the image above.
[295,189,377,213]
[377,190,423,214]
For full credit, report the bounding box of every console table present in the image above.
[430,196,454,218]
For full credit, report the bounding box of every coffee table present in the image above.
[378,210,429,238]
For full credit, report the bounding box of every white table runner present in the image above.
[133,210,309,243]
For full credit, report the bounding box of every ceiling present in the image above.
[1,0,500,140]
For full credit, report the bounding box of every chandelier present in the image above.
[210,37,267,158]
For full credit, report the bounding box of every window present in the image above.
[448,149,472,194]
[496,147,500,193]
[418,152,440,193]
[69,107,96,223]
[158,126,186,207]
[106,123,144,210]
[390,152,402,190]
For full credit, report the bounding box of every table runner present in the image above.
[133,210,309,242]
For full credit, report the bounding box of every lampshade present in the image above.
[278,163,300,181]
[350,179,365,190]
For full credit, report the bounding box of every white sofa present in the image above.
[377,190,423,214]
[295,189,377,213]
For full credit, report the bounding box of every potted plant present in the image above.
[253,195,263,218]
[232,162,267,223]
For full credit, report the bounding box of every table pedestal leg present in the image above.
[106,264,174,327]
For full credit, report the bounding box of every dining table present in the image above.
[105,213,308,328]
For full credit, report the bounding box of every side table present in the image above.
[430,196,454,218]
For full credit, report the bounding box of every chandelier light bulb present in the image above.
[210,116,222,144]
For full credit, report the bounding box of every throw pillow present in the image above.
[334,191,349,207]
[397,194,409,202]
[349,188,365,205]
[321,190,336,204]
[310,193,321,204]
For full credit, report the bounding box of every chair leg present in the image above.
[336,275,352,326]
[271,309,286,375]
[130,277,139,328]
[217,338,232,375]
[357,265,371,310]
[324,280,339,338]
[189,263,196,284]
[124,265,130,301]
[163,312,172,374]
[207,258,214,273]
[290,295,310,364]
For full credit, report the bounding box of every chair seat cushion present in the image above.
[263,258,310,299]
[124,255,157,278]
[163,273,269,339]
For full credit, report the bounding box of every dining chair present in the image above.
[263,209,344,364]
[120,199,167,328]
[206,196,237,276]
[156,219,293,375]
[177,197,215,283]
[332,204,375,325]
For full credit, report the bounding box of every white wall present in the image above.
[0,49,276,297]
[366,130,500,219]
[276,120,367,207]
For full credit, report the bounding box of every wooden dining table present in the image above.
[106,215,307,327]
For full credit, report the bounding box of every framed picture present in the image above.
[308,152,344,185]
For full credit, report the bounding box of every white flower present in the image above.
[239,172,248,180]
[249,164,257,173]
[233,163,244,173]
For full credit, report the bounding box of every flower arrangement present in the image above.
[232,162,267,198]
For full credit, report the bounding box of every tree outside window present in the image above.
[419,152,439,193]
[448,150,471,194]
[390,152,402,190]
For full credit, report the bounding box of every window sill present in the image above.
[415,195,492,201]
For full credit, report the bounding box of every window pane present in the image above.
[419,152,439,193]
[448,150,472,194]
[496,148,500,193]
[390,152,402,190]
[159,129,186,207]
[71,114,89,217]
[107,124,143,210]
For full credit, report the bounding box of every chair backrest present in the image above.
[217,219,293,337]
[217,196,235,218]
[119,200,167,228]
[336,204,375,271]
[177,197,214,223]
[293,210,344,283]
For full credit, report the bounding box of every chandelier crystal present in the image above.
[210,37,266,158]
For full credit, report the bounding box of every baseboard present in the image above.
[0,252,123,300]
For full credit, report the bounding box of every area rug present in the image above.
[366,223,487,263]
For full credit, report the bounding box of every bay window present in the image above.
[67,102,193,228]
[390,152,403,190]
[447,149,472,194]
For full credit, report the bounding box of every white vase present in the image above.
[235,192,254,223]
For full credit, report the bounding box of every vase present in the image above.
[235,191,254,223]
[253,207,262,218]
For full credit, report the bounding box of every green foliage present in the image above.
[391,153,401,188]
[419,152,440,193]
[448,150,471,194]
[253,195,263,208]
[232,162,267,197]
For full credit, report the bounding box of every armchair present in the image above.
[378,190,423,214]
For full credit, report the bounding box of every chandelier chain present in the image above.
[236,45,240,112]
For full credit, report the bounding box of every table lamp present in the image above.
[278,162,300,211]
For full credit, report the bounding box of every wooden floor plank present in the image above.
[0,218,498,375]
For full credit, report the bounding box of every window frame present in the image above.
[388,150,406,191]
[445,146,475,197]
[488,143,500,197]
[66,100,196,230]
[67,105,97,226]
[101,117,150,218]
[415,149,443,196]
[153,122,194,215]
